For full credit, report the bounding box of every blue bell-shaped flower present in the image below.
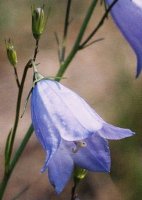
[106,0,142,77]
[31,79,134,193]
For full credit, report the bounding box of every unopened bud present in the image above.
[74,167,87,182]
[5,39,17,67]
[32,6,45,40]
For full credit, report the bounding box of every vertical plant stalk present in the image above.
[6,60,32,164]
[0,39,39,200]
[10,125,33,173]
[55,0,98,81]
[0,125,33,200]
[71,180,78,200]
[0,61,31,200]
[60,0,72,63]
[6,39,39,164]
[79,0,119,49]
[13,67,20,88]
[33,39,39,61]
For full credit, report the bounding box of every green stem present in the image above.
[13,67,20,88]
[55,0,98,81]
[10,125,33,172]
[0,173,10,200]
[63,0,72,43]
[79,0,119,49]
[60,0,72,63]
[0,38,39,199]
[6,39,39,165]
[0,125,33,200]
[33,39,39,61]
[0,60,31,200]
[7,60,32,164]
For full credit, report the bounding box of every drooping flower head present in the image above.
[106,0,142,77]
[31,79,134,193]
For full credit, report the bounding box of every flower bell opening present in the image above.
[31,79,134,193]
[72,141,87,153]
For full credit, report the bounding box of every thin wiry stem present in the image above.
[79,0,119,49]
[54,32,61,63]
[12,185,29,200]
[79,37,104,49]
[0,125,33,200]
[0,39,40,200]
[55,0,98,81]
[71,180,79,200]
[6,60,32,165]
[7,39,39,164]
[33,39,39,61]
[13,67,20,88]
[0,60,31,200]
[60,0,73,63]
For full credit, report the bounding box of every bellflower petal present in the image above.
[47,135,109,193]
[31,79,135,193]
[98,123,134,139]
[69,134,111,172]
[79,103,134,140]
[48,142,74,193]
[106,0,142,77]
[31,86,61,168]
[32,80,103,141]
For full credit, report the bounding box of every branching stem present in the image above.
[0,39,40,200]
[7,60,32,164]
[79,0,119,49]
[13,67,20,88]
[55,0,98,81]
[60,0,72,63]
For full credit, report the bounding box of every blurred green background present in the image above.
[0,0,142,200]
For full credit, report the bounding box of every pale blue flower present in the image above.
[106,0,142,77]
[31,79,134,193]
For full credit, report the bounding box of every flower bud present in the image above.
[32,6,45,40]
[5,39,17,67]
[74,167,87,182]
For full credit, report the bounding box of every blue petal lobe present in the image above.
[31,86,61,171]
[68,135,110,172]
[35,80,103,141]
[98,123,135,140]
[106,0,142,77]
[48,142,74,194]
